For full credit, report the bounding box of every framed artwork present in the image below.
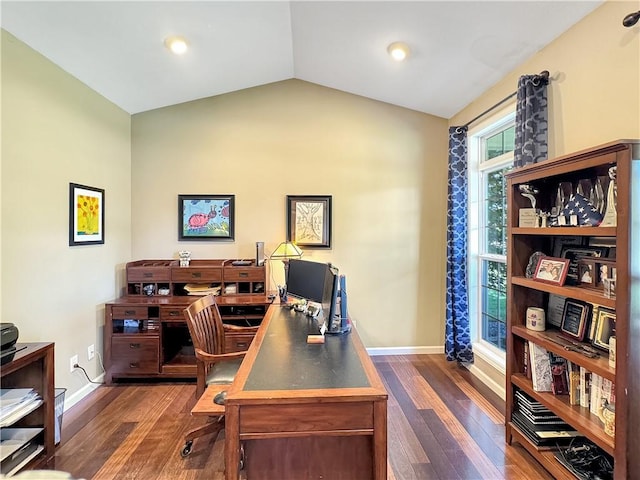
[69,183,105,246]
[533,256,570,286]
[592,307,616,351]
[178,194,235,241]
[560,299,591,341]
[286,195,332,248]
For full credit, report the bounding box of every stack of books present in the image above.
[1,388,45,475]
[512,389,582,448]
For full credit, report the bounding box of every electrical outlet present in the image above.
[87,344,95,361]
[70,355,78,373]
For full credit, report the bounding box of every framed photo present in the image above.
[533,256,570,286]
[69,183,105,246]
[594,259,617,287]
[592,307,616,351]
[178,194,235,241]
[561,299,591,341]
[286,195,332,248]
[561,246,607,285]
[577,259,597,287]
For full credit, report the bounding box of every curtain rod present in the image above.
[456,70,549,133]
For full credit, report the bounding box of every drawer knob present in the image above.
[129,343,141,349]
[143,273,152,278]
[236,342,248,348]
[239,272,248,278]
[192,272,202,278]
[125,310,136,315]
[129,362,139,369]
[169,311,179,316]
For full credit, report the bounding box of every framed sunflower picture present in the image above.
[69,183,105,246]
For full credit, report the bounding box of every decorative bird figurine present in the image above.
[518,184,539,210]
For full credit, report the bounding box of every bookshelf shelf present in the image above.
[511,374,614,455]
[509,425,579,480]
[512,326,615,381]
[505,140,638,478]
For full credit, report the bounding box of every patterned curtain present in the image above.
[445,127,473,364]
[514,74,549,168]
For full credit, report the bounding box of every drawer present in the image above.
[239,402,374,434]
[127,264,171,282]
[111,306,149,319]
[160,306,185,321]
[171,267,222,283]
[225,333,255,353]
[224,268,264,282]
[111,336,159,374]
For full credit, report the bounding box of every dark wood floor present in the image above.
[49,354,552,479]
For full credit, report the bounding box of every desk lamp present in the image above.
[270,241,303,299]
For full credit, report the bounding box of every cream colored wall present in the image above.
[131,79,448,347]
[450,0,640,390]
[1,30,131,396]
[450,0,640,149]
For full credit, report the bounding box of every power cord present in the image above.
[72,363,104,385]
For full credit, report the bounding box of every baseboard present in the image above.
[63,373,105,412]
[464,363,506,400]
[366,346,444,356]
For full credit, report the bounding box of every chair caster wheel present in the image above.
[181,441,193,458]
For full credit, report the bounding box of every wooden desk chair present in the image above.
[180,294,258,457]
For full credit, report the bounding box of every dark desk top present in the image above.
[243,306,370,392]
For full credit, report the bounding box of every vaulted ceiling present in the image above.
[1,1,603,117]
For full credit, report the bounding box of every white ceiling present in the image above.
[1,1,603,117]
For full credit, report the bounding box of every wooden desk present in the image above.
[224,305,388,480]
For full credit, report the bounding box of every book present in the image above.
[567,361,581,405]
[580,367,591,408]
[548,352,569,395]
[590,373,603,415]
[529,342,552,392]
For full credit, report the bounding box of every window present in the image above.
[468,114,514,362]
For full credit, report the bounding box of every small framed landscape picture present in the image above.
[533,256,570,286]
[178,194,235,241]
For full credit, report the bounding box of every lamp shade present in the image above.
[270,241,303,259]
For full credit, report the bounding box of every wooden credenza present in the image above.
[104,259,272,383]
[223,305,388,480]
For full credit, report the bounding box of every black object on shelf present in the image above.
[554,438,613,480]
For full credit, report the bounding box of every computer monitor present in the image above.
[286,259,329,303]
[285,259,350,335]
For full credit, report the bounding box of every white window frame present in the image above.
[468,109,515,372]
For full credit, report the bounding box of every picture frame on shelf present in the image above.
[69,182,105,246]
[592,307,616,351]
[178,194,235,241]
[594,258,617,288]
[286,195,332,249]
[577,259,597,287]
[546,294,567,328]
[532,256,570,286]
[560,299,591,341]
[560,246,608,285]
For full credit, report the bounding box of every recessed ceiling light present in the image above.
[387,42,410,61]
[164,36,189,55]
